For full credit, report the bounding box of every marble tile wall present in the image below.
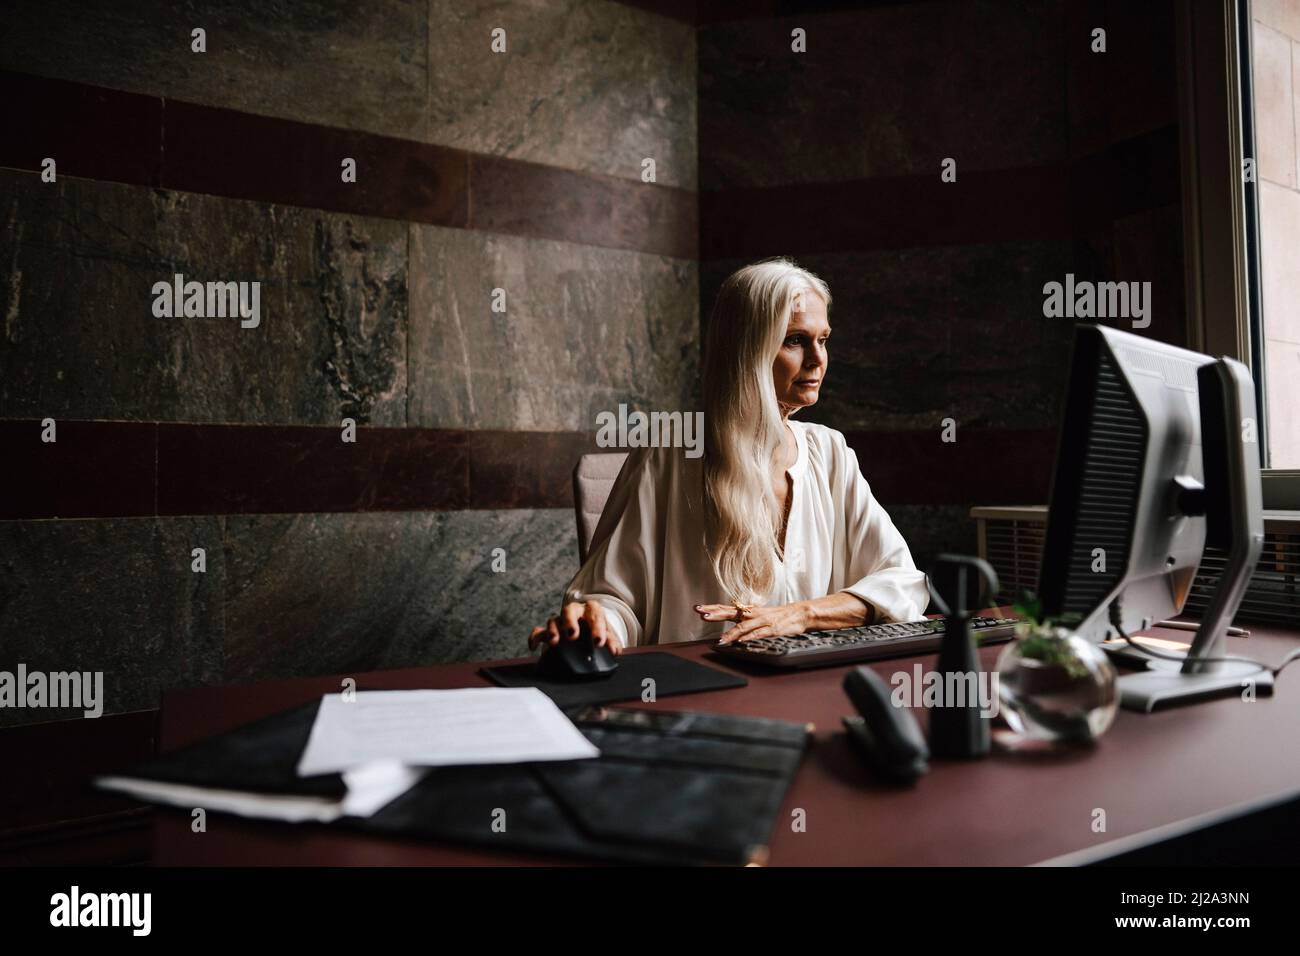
[0,171,409,426]
[702,242,1079,433]
[0,517,225,727]
[0,0,1192,728]
[887,505,980,581]
[0,170,697,429]
[408,225,699,431]
[222,510,578,683]
[696,0,1186,580]
[0,510,578,724]
[428,0,697,189]
[0,1,700,725]
[698,0,1067,190]
[0,0,696,187]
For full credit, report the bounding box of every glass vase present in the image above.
[995,626,1119,744]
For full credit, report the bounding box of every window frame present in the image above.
[1177,0,1300,509]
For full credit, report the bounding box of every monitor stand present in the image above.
[1117,654,1274,712]
[1118,358,1267,713]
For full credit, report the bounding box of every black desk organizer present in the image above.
[101,697,809,866]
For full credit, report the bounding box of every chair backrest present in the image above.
[573,452,629,564]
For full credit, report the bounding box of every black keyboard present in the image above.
[713,616,1019,669]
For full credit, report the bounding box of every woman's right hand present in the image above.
[529,600,624,655]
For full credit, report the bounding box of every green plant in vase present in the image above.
[997,590,1117,743]
[1010,591,1089,679]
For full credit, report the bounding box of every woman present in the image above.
[529,258,929,654]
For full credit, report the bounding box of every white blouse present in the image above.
[564,419,931,647]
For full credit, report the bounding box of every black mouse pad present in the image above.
[479,652,746,710]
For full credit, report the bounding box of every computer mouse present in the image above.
[536,619,619,681]
[841,666,929,784]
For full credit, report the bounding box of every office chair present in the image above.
[572,452,628,563]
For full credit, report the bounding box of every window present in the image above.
[1179,0,1300,508]
[1245,0,1300,470]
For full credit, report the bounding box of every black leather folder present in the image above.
[98,699,809,866]
[363,705,809,865]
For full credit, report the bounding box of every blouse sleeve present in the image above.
[831,430,931,622]
[562,447,658,648]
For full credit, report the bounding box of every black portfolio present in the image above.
[99,696,809,866]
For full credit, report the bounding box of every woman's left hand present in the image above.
[694,601,810,644]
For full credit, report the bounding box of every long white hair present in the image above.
[702,258,832,606]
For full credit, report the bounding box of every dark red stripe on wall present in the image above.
[157,424,474,516]
[700,125,1181,259]
[469,154,697,262]
[0,420,605,518]
[0,71,697,260]
[2,420,1055,519]
[0,70,1179,264]
[0,421,159,521]
[702,166,1067,260]
[155,424,607,515]
[842,428,1057,508]
[163,100,469,229]
[613,0,940,27]
[3,72,162,187]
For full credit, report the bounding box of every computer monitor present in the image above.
[1037,324,1268,711]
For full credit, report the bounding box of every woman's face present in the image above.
[772,292,830,415]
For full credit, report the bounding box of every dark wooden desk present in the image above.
[151,611,1300,865]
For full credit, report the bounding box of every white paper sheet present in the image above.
[295,687,600,777]
[95,761,429,823]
